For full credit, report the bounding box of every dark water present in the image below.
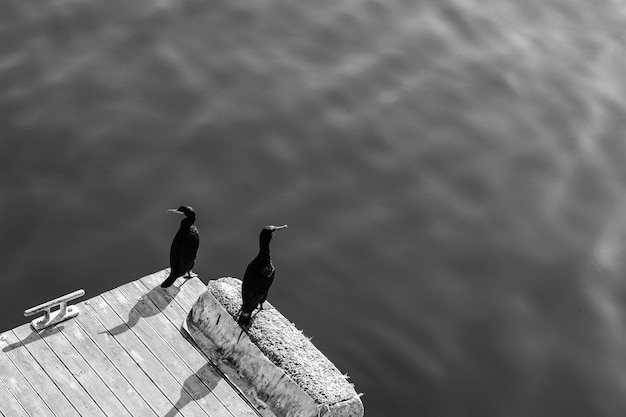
[4,0,626,415]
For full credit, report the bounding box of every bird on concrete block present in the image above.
[160,205,200,288]
[238,225,288,327]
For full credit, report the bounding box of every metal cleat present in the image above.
[24,289,85,331]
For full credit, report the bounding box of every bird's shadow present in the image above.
[2,325,65,353]
[163,363,218,417]
[100,283,181,337]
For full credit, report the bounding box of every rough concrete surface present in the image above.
[187,277,364,417]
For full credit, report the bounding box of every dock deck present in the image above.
[0,270,261,417]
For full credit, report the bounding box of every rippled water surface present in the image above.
[4,0,626,415]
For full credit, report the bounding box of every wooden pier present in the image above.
[0,270,262,417]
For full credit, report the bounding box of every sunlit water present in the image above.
[4,0,626,415]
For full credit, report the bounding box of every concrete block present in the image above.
[186,277,364,417]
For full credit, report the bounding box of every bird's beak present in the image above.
[167,209,183,214]
[275,225,288,231]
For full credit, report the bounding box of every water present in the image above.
[4,0,626,415]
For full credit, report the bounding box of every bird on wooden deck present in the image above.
[160,206,200,288]
[238,225,288,327]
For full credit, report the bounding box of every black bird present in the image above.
[238,225,287,327]
[160,206,200,288]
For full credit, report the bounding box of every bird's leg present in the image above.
[259,295,268,310]
[237,328,247,342]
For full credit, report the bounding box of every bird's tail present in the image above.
[160,272,177,288]
[237,311,252,327]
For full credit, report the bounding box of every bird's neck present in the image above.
[258,237,272,258]
[180,217,195,229]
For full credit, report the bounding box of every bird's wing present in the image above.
[185,228,200,256]
[241,259,273,313]
[262,264,275,279]
[169,230,185,277]
[260,266,275,303]
[241,262,257,313]
[179,228,200,271]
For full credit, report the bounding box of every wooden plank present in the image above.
[0,349,55,416]
[136,279,260,417]
[11,324,108,417]
[101,288,217,417]
[0,326,81,417]
[60,308,158,417]
[0,376,29,417]
[75,301,173,416]
[87,294,208,417]
[40,319,133,417]
[140,272,207,312]
[145,269,198,292]
[0,271,260,417]
[139,273,262,416]
[122,280,253,417]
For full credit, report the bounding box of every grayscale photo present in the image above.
[2,0,626,416]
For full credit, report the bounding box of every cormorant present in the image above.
[160,206,200,288]
[238,225,287,327]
